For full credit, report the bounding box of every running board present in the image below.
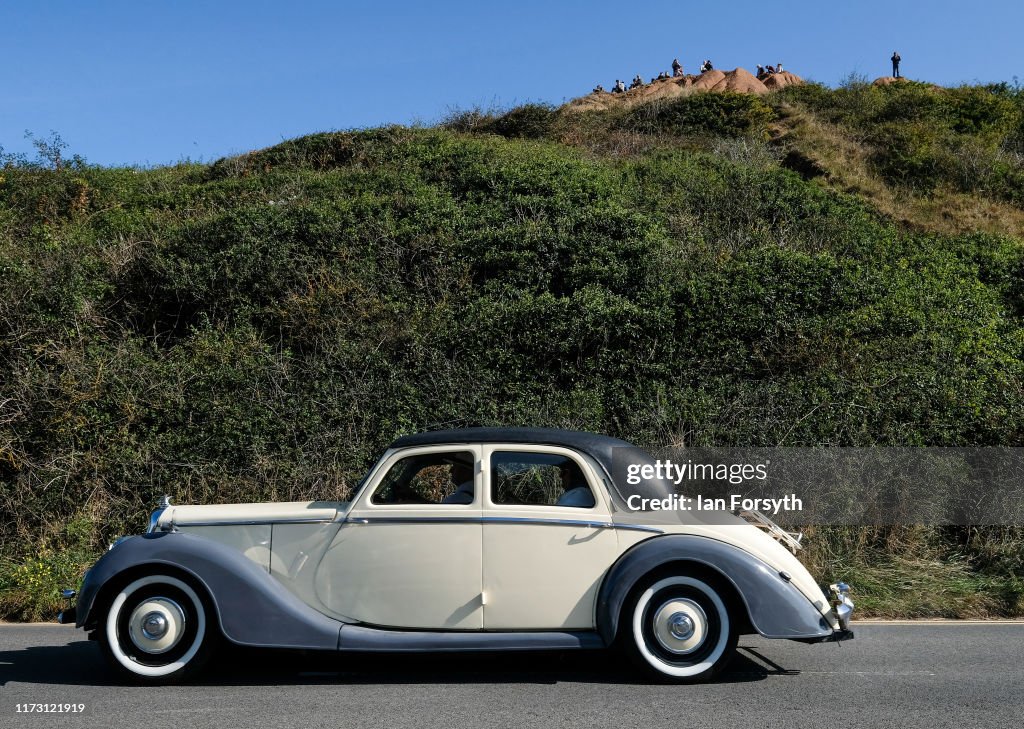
[337,625,605,652]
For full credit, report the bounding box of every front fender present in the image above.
[596,534,832,644]
[76,531,342,650]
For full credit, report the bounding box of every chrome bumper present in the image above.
[830,582,854,631]
[56,588,77,625]
[797,583,854,644]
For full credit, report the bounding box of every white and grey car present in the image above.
[61,428,854,683]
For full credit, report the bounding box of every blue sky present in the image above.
[2,0,1022,166]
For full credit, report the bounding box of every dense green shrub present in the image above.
[620,92,776,138]
[440,104,559,140]
[944,86,1020,135]
[776,80,1024,203]
[867,121,947,190]
[483,103,559,140]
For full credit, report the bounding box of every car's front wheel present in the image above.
[623,574,737,683]
[98,573,215,684]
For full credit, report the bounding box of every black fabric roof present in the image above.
[391,427,631,457]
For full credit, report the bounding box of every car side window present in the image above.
[490,451,596,508]
[371,451,476,505]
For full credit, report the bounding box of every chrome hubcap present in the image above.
[127,597,186,654]
[141,612,168,640]
[653,598,708,655]
[668,612,695,640]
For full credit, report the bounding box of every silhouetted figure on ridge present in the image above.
[700,59,714,73]
[891,51,901,78]
[672,58,683,76]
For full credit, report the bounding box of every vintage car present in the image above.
[60,428,853,683]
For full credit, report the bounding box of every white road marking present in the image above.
[801,670,937,676]
[853,620,1024,625]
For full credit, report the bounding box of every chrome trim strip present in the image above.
[172,517,334,527]
[346,517,479,526]
[488,516,614,529]
[346,515,662,533]
[484,516,662,533]
[607,522,664,534]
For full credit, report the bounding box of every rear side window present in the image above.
[490,451,595,508]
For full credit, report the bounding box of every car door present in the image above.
[481,445,622,630]
[315,445,484,630]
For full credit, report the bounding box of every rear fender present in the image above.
[596,534,832,644]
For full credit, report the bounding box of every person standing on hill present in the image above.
[891,51,901,78]
[672,58,683,76]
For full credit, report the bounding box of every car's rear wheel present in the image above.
[623,574,737,683]
[98,573,215,684]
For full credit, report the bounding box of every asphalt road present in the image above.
[1,622,1021,728]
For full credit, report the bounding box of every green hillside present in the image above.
[2,78,1023,620]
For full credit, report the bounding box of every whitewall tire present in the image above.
[624,575,737,683]
[99,574,215,683]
